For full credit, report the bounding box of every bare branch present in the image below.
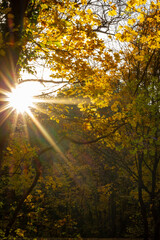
[59,123,126,145]
[19,79,69,84]
[35,84,69,97]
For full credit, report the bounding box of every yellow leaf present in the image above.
[135,55,144,61]
[137,13,145,23]
[87,9,92,14]
[118,25,123,30]
[41,4,48,9]
[115,33,122,40]
[108,9,117,16]
[128,18,136,25]
[6,147,12,151]
[111,4,117,10]
[111,101,119,112]
[81,0,87,4]
[139,0,147,4]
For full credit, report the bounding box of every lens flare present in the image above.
[8,86,34,113]
[7,83,42,113]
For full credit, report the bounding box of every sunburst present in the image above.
[8,87,33,113]
[6,82,41,114]
[1,81,78,160]
[0,80,88,159]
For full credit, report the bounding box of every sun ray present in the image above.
[34,97,90,105]
[0,72,15,91]
[27,109,68,162]
[31,103,49,115]
[0,102,10,113]
[10,111,19,135]
[0,107,14,126]
[22,114,30,139]
[1,81,91,167]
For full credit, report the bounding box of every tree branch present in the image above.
[5,147,52,237]
[134,50,156,95]
[60,123,126,145]
[19,79,69,84]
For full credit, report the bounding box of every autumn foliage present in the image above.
[0,0,160,239]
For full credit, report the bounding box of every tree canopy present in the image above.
[0,0,160,239]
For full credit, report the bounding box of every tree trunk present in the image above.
[0,0,30,172]
[138,152,149,240]
[150,128,160,240]
[110,190,117,237]
[154,217,160,240]
[0,50,17,170]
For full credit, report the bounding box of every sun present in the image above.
[7,82,41,113]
